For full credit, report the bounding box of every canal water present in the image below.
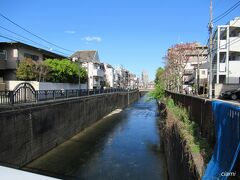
[25,95,167,180]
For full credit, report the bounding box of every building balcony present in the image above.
[229,37,240,52]
[219,40,227,50]
[0,60,5,70]
[0,60,17,70]
[92,69,104,77]
[219,63,226,72]
[93,80,101,87]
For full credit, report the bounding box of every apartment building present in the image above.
[70,50,105,89]
[212,17,240,84]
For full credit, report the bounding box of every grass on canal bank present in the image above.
[164,97,212,163]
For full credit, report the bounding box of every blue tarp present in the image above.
[203,101,240,180]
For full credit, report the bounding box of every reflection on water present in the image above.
[25,95,167,180]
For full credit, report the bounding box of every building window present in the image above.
[13,49,18,58]
[201,70,205,75]
[24,53,39,61]
[220,27,227,40]
[229,55,236,61]
[220,52,226,63]
[0,50,7,60]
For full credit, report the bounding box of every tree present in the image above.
[16,58,36,81]
[155,67,165,84]
[43,59,87,83]
[149,67,166,99]
[164,42,198,92]
[16,58,87,83]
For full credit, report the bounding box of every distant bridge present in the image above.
[139,88,155,92]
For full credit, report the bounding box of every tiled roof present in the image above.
[70,50,100,63]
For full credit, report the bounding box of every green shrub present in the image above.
[16,58,87,83]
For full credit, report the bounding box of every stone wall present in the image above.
[0,91,139,167]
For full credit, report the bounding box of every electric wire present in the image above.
[0,33,69,56]
[213,0,240,23]
[0,12,75,53]
[0,25,57,51]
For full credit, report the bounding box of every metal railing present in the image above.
[0,87,138,105]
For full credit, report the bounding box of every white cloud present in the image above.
[82,36,102,43]
[64,30,76,34]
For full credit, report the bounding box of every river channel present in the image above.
[25,95,167,180]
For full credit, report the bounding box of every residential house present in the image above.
[212,17,240,84]
[104,63,114,87]
[187,61,209,94]
[114,66,125,88]
[147,81,155,89]
[0,42,66,81]
[182,43,208,89]
[70,50,105,89]
[129,73,138,89]
[113,67,122,88]
[123,69,130,88]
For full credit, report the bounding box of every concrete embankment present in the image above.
[162,91,240,179]
[0,90,139,168]
[158,101,205,180]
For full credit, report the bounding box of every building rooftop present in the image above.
[228,17,240,27]
[70,50,100,63]
[200,62,209,69]
[0,41,67,59]
[104,63,114,69]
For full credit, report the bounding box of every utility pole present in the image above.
[197,49,200,95]
[208,0,213,99]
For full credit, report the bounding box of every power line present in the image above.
[0,34,19,42]
[0,33,69,56]
[0,25,54,50]
[213,0,240,23]
[0,12,75,53]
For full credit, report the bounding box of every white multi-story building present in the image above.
[114,66,129,88]
[70,50,105,89]
[141,70,149,88]
[114,66,123,88]
[113,66,138,89]
[104,63,114,87]
[212,17,240,84]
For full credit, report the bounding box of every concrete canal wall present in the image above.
[159,107,204,180]
[160,91,240,179]
[0,90,139,167]
[159,92,214,180]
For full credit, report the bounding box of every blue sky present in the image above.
[0,0,239,80]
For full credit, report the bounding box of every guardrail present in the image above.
[0,88,138,105]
